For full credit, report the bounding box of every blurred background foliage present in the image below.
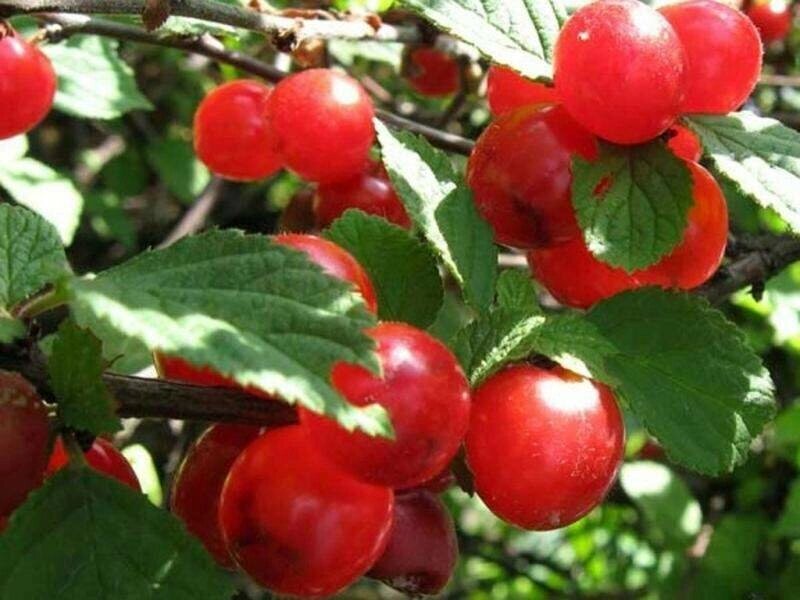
[6,0,800,597]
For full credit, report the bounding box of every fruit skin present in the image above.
[406,48,460,97]
[467,104,598,249]
[47,437,140,491]
[300,322,471,489]
[466,364,624,530]
[368,490,458,596]
[171,424,262,568]
[314,160,411,229]
[660,0,762,114]
[219,426,393,597]
[193,80,283,181]
[667,125,702,162]
[265,68,375,184]
[0,32,56,140]
[527,161,728,308]
[747,0,793,43]
[486,66,558,116]
[0,371,50,516]
[554,0,686,144]
[274,233,378,314]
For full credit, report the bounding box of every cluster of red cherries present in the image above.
[151,233,625,597]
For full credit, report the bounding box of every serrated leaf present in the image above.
[146,138,210,204]
[495,269,540,312]
[67,229,388,435]
[401,0,566,81]
[0,316,25,343]
[325,209,443,328]
[48,320,121,436]
[0,468,234,600]
[42,36,152,119]
[687,112,800,232]
[376,121,497,311]
[0,204,69,309]
[619,461,702,548]
[587,289,776,475]
[572,141,693,271]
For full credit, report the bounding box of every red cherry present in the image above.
[266,69,375,184]
[274,233,378,313]
[300,322,471,489]
[638,439,666,461]
[47,437,140,491]
[486,66,558,116]
[155,353,239,388]
[660,0,762,114]
[406,48,460,97]
[747,0,793,43]
[554,0,686,144]
[193,80,283,181]
[219,426,393,597]
[407,467,456,494]
[467,104,598,249]
[368,490,458,595]
[527,161,727,308]
[667,125,702,162]
[0,371,49,515]
[314,160,411,229]
[466,365,624,530]
[171,424,262,567]
[0,31,56,140]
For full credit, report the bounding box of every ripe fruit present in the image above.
[660,0,762,114]
[47,437,140,491]
[0,371,49,515]
[528,161,727,308]
[467,104,598,249]
[219,426,393,597]
[554,0,686,144]
[193,80,283,181]
[747,0,793,43]
[368,490,458,595]
[466,365,624,530]
[300,322,471,489]
[667,125,702,162]
[0,30,57,140]
[406,48,460,97]
[314,160,411,229]
[266,69,375,184]
[486,66,558,115]
[274,234,378,313]
[171,424,262,567]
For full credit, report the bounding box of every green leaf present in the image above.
[325,209,443,328]
[687,112,800,232]
[619,461,702,548]
[0,204,69,309]
[401,0,566,81]
[572,141,693,271]
[0,135,29,162]
[0,316,25,343]
[122,444,163,506]
[0,158,84,244]
[42,36,153,120]
[376,121,497,311]
[0,468,233,600]
[587,289,776,475]
[48,320,121,436]
[67,229,388,435]
[146,138,211,204]
[774,478,800,538]
[495,269,540,312]
[328,40,403,69]
[691,515,767,599]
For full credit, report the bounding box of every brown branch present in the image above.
[759,73,800,87]
[0,0,421,44]
[38,14,475,155]
[0,351,298,426]
[158,177,224,248]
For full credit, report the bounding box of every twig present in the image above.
[0,351,298,426]
[38,14,475,155]
[0,0,421,45]
[158,177,224,248]
[759,73,800,87]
